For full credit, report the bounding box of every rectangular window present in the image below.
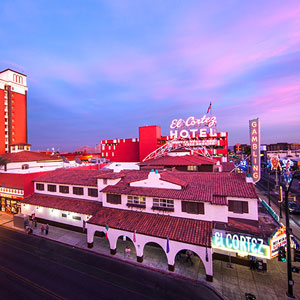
[72,215,81,221]
[107,193,121,204]
[88,188,98,197]
[73,187,84,195]
[187,165,197,171]
[103,179,108,185]
[48,184,56,192]
[36,183,44,191]
[152,198,174,211]
[127,196,146,208]
[228,200,249,214]
[62,213,67,218]
[59,185,69,194]
[181,201,204,214]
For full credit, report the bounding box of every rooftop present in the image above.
[0,151,61,163]
[102,170,258,205]
[22,193,102,215]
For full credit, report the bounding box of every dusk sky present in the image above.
[1,0,300,151]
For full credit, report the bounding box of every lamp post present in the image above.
[267,167,271,207]
[283,162,298,298]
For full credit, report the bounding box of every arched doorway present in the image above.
[92,230,111,254]
[115,235,136,260]
[174,249,206,280]
[143,242,168,269]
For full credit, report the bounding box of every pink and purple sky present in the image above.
[1,0,300,150]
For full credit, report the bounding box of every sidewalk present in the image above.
[1,212,300,300]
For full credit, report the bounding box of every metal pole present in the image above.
[268,170,271,207]
[285,184,294,298]
[279,169,282,218]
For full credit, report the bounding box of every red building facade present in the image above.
[100,125,228,163]
[0,69,28,154]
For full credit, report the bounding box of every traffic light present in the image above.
[278,246,287,262]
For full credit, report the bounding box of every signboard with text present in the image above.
[249,118,261,183]
[212,231,270,259]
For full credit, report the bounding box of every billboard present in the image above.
[249,118,261,183]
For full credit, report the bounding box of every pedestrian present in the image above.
[125,245,131,258]
[41,224,45,234]
[250,256,256,270]
[45,224,49,235]
[24,218,29,229]
[34,219,37,228]
[185,250,193,265]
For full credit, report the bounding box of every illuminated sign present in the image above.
[249,118,261,183]
[270,227,286,258]
[0,193,23,200]
[169,115,217,139]
[270,156,280,170]
[212,231,270,258]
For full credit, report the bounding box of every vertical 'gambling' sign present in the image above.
[249,118,261,183]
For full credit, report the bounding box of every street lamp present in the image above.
[283,161,299,298]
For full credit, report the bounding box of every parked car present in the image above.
[288,202,300,214]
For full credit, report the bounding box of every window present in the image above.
[48,184,56,192]
[36,183,44,191]
[103,179,108,185]
[182,201,204,214]
[72,215,81,221]
[59,185,69,194]
[152,198,174,211]
[127,196,146,208]
[107,193,121,204]
[62,213,67,218]
[21,164,29,169]
[187,165,197,171]
[73,187,84,195]
[228,200,248,214]
[88,188,98,197]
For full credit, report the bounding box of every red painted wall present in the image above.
[139,126,161,162]
[0,89,5,154]
[101,138,139,162]
[11,91,27,145]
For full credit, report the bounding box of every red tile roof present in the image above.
[33,168,114,186]
[21,193,102,215]
[220,162,235,172]
[0,151,62,163]
[140,155,216,166]
[102,171,258,205]
[88,207,212,247]
[0,173,25,189]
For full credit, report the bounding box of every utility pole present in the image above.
[284,183,294,298]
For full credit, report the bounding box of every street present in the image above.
[0,226,222,300]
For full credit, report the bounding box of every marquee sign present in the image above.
[169,115,217,139]
[249,118,261,183]
[269,226,286,258]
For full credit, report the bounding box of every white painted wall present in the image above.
[227,197,258,221]
[21,203,91,227]
[0,160,77,174]
[34,182,101,202]
[87,223,213,276]
[130,171,182,190]
[101,192,229,222]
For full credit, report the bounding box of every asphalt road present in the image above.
[0,226,222,300]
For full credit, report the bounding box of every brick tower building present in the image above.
[0,69,28,154]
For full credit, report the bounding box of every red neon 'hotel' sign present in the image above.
[249,118,261,183]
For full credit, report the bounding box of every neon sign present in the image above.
[169,115,217,139]
[249,118,261,183]
[270,226,286,258]
[212,231,270,258]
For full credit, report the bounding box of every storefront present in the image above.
[0,190,24,214]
